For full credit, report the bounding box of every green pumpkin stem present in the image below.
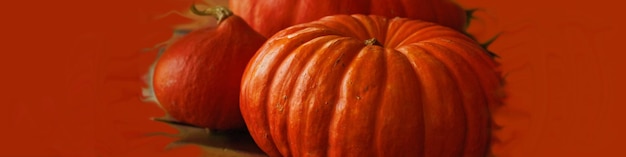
[190,5,233,24]
[365,38,382,46]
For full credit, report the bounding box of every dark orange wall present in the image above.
[457,0,626,156]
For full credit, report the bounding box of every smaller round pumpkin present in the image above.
[153,5,266,130]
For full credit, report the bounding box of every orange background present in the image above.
[2,0,625,156]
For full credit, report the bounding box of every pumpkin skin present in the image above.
[240,14,501,157]
[229,0,467,38]
[153,6,266,130]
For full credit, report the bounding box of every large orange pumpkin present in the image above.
[153,6,266,130]
[229,0,467,38]
[240,14,502,157]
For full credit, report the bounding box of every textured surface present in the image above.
[241,14,501,157]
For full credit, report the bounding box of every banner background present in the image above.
[1,0,623,156]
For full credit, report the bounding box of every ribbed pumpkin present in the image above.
[240,14,501,157]
[229,0,467,38]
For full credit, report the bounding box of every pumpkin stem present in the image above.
[365,38,382,46]
[190,4,233,24]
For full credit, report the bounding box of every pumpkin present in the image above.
[152,5,266,130]
[229,0,467,38]
[240,14,501,157]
